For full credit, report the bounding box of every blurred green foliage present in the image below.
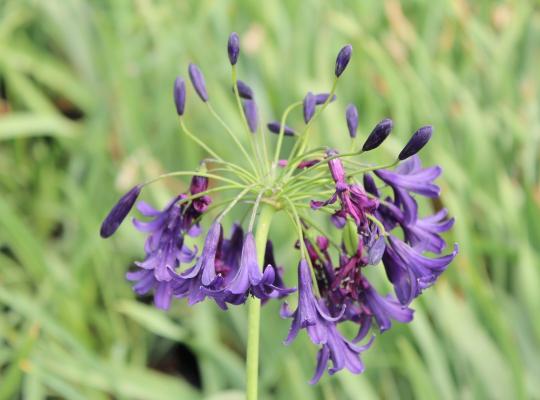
[1,0,539,399]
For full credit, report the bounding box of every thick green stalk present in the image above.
[246,203,275,400]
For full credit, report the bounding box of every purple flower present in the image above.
[375,155,441,198]
[335,44,352,77]
[243,99,258,133]
[267,121,295,136]
[188,63,208,102]
[281,260,372,383]
[384,236,458,304]
[345,104,358,138]
[173,77,186,116]
[227,32,240,65]
[210,233,294,305]
[129,196,199,309]
[360,278,414,332]
[362,118,393,152]
[233,80,253,100]
[173,221,223,305]
[303,92,316,123]
[314,93,336,105]
[311,151,378,226]
[100,185,142,238]
[399,126,433,160]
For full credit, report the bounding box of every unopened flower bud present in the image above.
[303,92,316,123]
[362,118,393,152]
[335,44,352,77]
[188,63,208,102]
[314,93,336,105]
[243,99,258,133]
[267,121,295,136]
[398,126,433,160]
[228,32,240,65]
[100,185,142,238]
[346,104,358,138]
[173,77,186,116]
[233,80,253,99]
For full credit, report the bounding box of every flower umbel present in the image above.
[100,33,458,394]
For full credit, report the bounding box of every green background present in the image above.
[1,1,539,399]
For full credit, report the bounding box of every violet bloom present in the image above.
[360,278,414,332]
[281,260,372,383]
[375,155,441,198]
[188,63,208,102]
[212,233,294,304]
[383,236,458,304]
[173,221,223,305]
[100,185,141,238]
[128,196,198,309]
[311,150,378,226]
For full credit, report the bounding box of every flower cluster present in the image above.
[100,32,457,387]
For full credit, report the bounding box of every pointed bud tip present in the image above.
[228,32,240,65]
[398,125,433,160]
[303,92,316,123]
[335,44,353,77]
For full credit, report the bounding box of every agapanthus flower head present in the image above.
[335,44,353,77]
[101,32,458,388]
[100,184,141,238]
[346,104,358,138]
[228,32,240,65]
[173,77,186,116]
[362,118,393,152]
[399,125,433,160]
[188,63,208,102]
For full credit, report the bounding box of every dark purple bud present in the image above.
[303,92,316,123]
[362,118,393,152]
[363,173,380,197]
[267,121,295,136]
[398,126,433,160]
[188,63,208,102]
[173,77,186,116]
[314,93,336,105]
[233,80,253,99]
[100,185,142,238]
[243,99,258,133]
[335,44,352,77]
[189,175,209,195]
[228,32,240,65]
[346,104,358,138]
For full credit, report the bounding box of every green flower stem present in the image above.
[143,170,243,187]
[206,102,260,177]
[246,203,275,400]
[272,101,302,167]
